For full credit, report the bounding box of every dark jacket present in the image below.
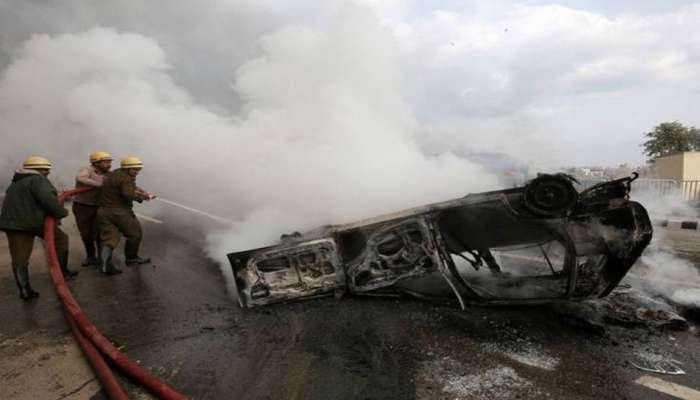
[0,170,68,233]
[98,169,146,209]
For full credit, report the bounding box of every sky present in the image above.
[1,1,699,168]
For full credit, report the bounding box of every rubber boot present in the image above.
[81,257,99,267]
[125,256,151,266]
[100,246,121,276]
[125,240,150,266]
[59,251,79,279]
[81,240,99,267]
[12,264,39,300]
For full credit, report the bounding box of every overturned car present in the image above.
[228,173,652,309]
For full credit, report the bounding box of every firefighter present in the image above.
[73,151,112,267]
[97,156,155,275]
[0,156,78,300]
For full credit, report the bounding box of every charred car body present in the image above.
[228,174,652,309]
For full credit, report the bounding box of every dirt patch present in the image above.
[0,331,100,400]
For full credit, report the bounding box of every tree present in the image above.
[643,121,700,161]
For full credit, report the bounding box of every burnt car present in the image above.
[228,173,652,309]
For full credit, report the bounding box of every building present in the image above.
[653,151,700,181]
[653,152,700,202]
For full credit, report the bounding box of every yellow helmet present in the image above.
[89,151,113,164]
[121,156,144,169]
[22,156,52,170]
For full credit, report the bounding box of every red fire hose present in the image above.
[65,312,129,400]
[43,187,188,400]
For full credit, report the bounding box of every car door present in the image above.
[227,238,344,307]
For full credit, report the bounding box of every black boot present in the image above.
[125,240,150,266]
[12,265,39,300]
[81,257,99,267]
[58,252,79,279]
[100,246,121,276]
[81,240,99,267]
[125,256,151,266]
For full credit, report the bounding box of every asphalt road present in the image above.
[1,215,699,399]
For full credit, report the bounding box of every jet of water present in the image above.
[155,197,235,225]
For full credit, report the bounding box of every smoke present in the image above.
[2,1,698,301]
[0,5,499,293]
[631,188,697,219]
[628,189,700,309]
[633,231,700,308]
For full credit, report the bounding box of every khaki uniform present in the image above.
[97,169,147,258]
[73,202,99,242]
[97,208,142,258]
[6,226,69,269]
[72,166,105,259]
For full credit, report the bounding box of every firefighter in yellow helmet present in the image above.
[73,151,113,267]
[0,156,77,300]
[96,156,156,275]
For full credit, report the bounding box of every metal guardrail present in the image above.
[577,178,700,202]
[683,180,700,202]
[632,179,679,196]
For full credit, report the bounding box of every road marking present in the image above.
[636,375,700,400]
[135,213,163,224]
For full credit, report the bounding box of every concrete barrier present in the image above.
[652,218,700,231]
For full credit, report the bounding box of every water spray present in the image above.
[155,197,235,225]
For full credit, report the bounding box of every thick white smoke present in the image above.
[635,231,700,308]
[0,6,498,291]
[3,2,698,301]
[631,188,697,220]
[628,190,700,309]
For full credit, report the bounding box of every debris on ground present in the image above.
[419,355,544,400]
[631,350,686,375]
[482,339,559,371]
[553,287,689,333]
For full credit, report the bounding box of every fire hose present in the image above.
[65,311,129,400]
[43,187,188,400]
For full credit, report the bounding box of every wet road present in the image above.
[1,218,699,399]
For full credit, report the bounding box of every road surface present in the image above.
[1,213,699,399]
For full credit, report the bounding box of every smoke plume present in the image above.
[629,190,700,309]
[634,231,700,308]
[2,1,699,298]
[0,6,498,292]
